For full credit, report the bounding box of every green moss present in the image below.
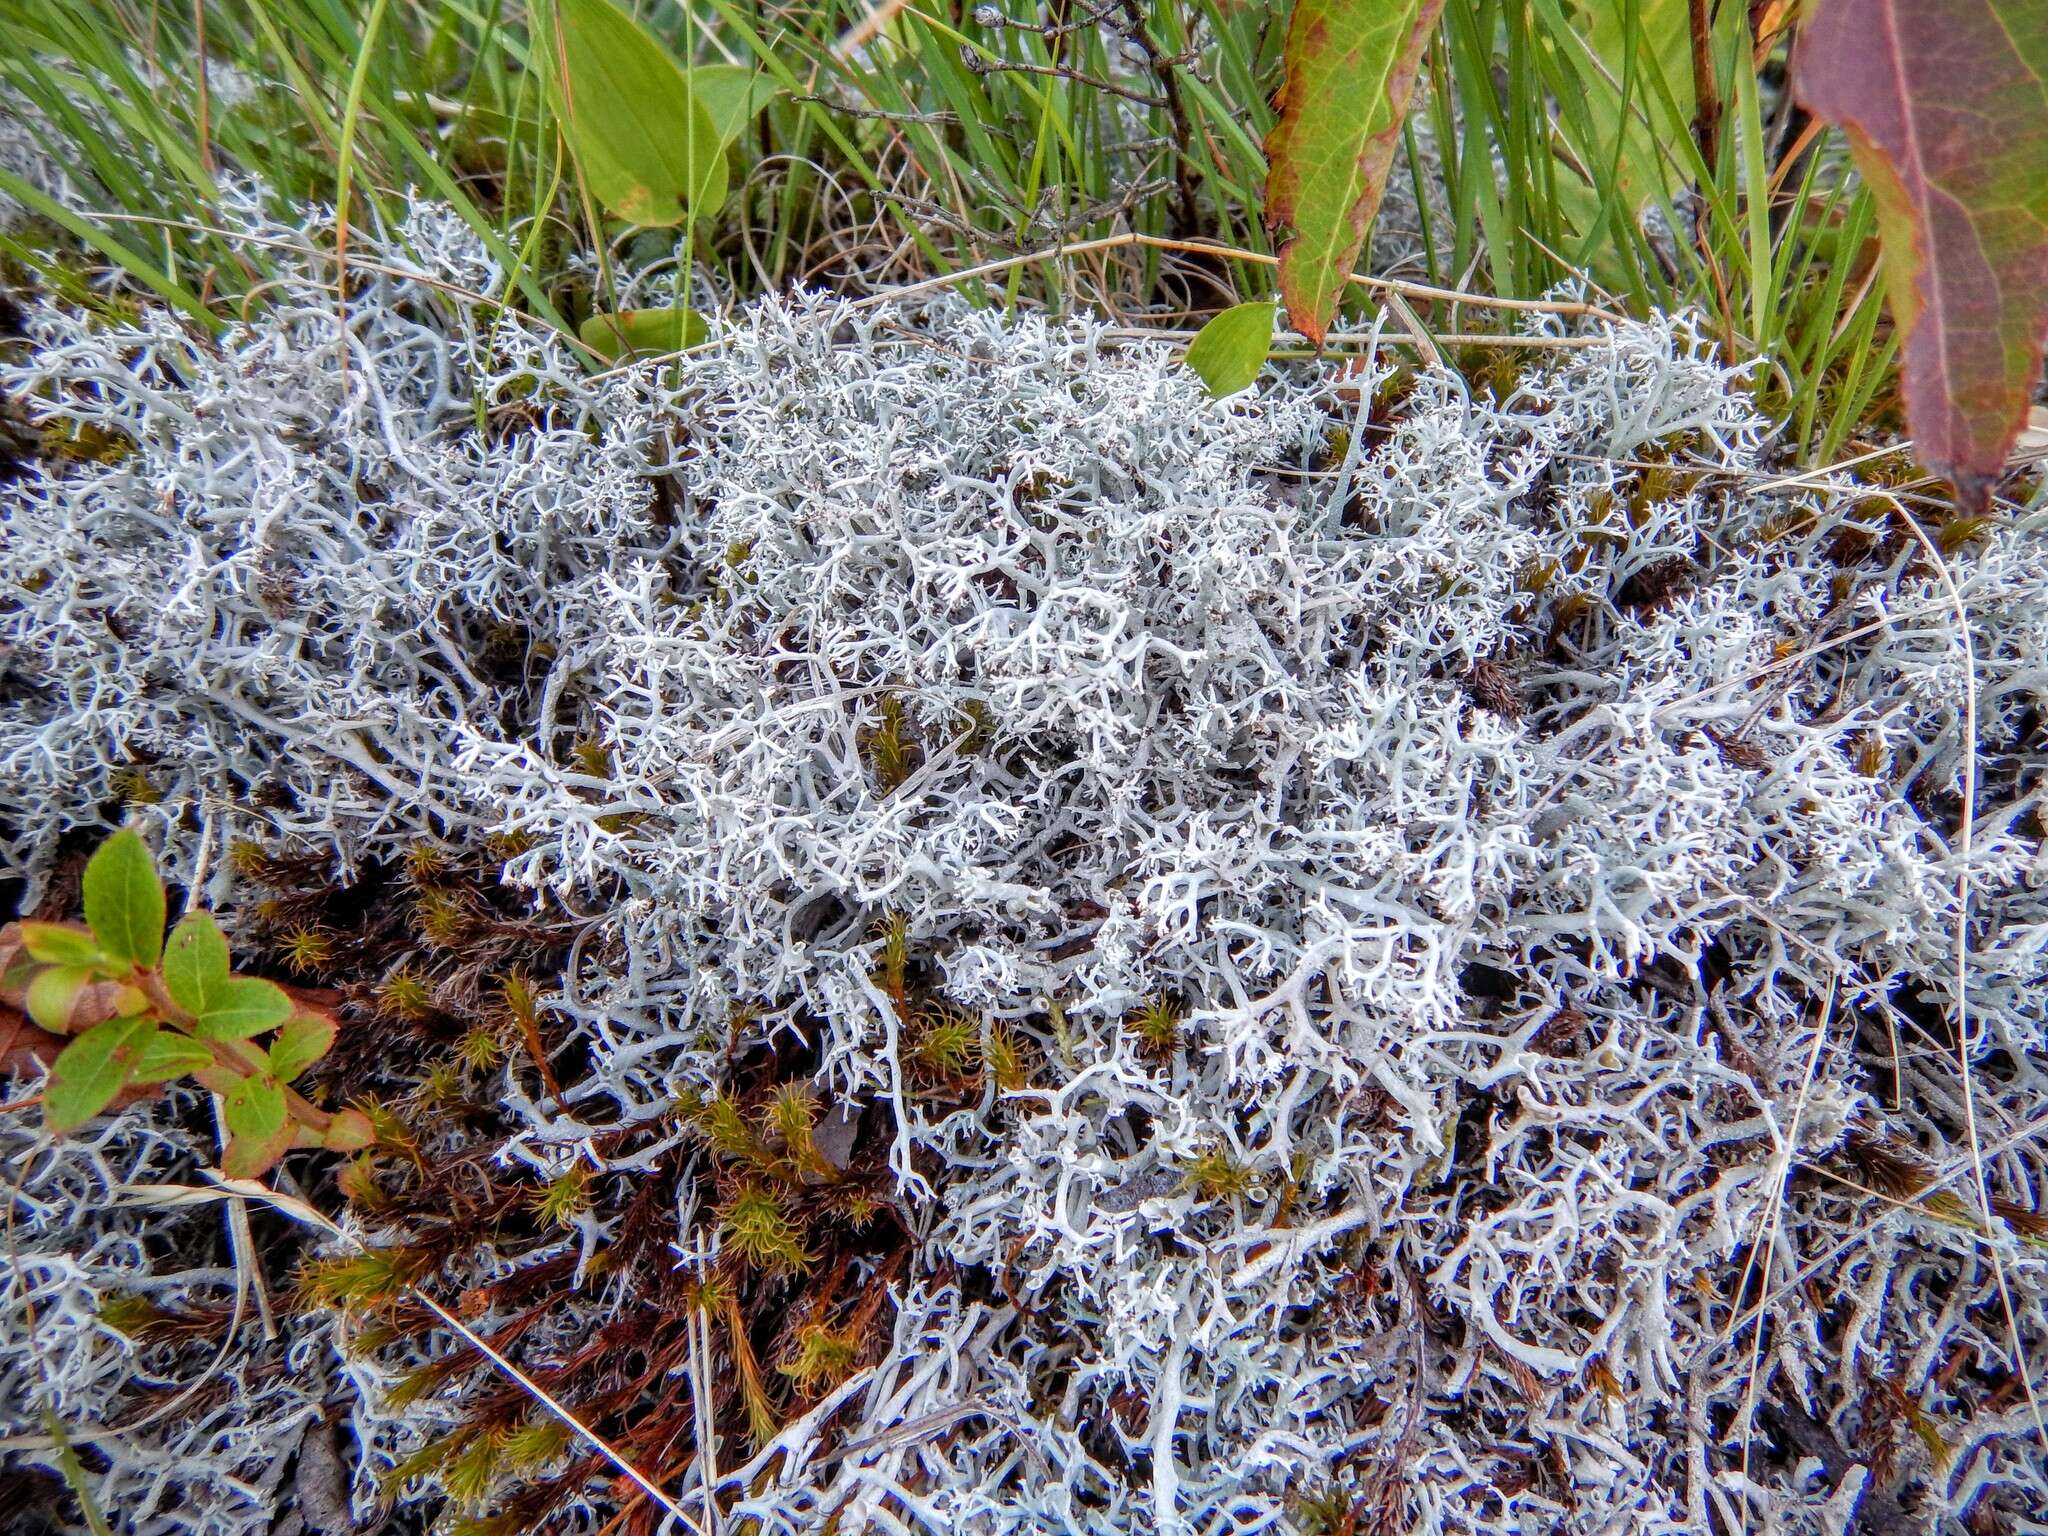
[718,1184,812,1273]
[1180,1147,1255,1201]
[1131,992,1182,1056]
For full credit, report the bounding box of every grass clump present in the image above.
[0,0,1902,465]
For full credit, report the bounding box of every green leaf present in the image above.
[578,307,711,363]
[1793,0,2048,505]
[16,922,103,968]
[191,977,293,1040]
[221,1075,293,1179]
[26,967,98,1035]
[161,912,232,1018]
[127,1028,214,1085]
[223,1073,288,1142]
[268,1011,337,1082]
[1264,0,1446,343]
[1186,302,1278,398]
[690,62,779,152]
[546,0,729,227]
[81,828,165,969]
[45,1016,151,1132]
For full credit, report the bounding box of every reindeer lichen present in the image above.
[3,188,2046,1536]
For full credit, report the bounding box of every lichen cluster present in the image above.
[3,195,2045,1535]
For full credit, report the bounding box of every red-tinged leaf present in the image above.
[162,912,232,1018]
[192,1061,246,1096]
[25,968,141,1036]
[1793,0,2048,507]
[1,1007,63,1080]
[221,1120,296,1179]
[223,1074,289,1160]
[321,1108,376,1153]
[1264,0,1446,344]
[0,923,33,992]
[4,1006,165,1113]
[1,924,136,1037]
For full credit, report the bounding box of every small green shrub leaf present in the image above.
[191,977,294,1040]
[127,1028,214,1085]
[224,1074,288,1141]
[1264,0,1446,343]
[269,1011,337,1082]
[578,307,710,362]
[46,1016,151,1132]
[162,912,232,1017]
[26,966,99,1035]
[546,0,728,227]
[82,828,164,969]
[1185,302,1278,398]
[16,922,103,969]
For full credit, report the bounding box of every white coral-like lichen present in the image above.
[0,1100,347,1536]
[3,194,2045,1536]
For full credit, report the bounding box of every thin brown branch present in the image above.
[1688,0,1723,169]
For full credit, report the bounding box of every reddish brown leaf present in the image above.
[1793,0,2048,507]
[1264,0,1447,344]
[0,1003,65,1081]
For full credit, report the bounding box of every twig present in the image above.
[1103,326,1605,352]
[1687,0,1722,170]
[1114,0,1201,234]
[1732,977,1837,1509]
[963,51,1168,109]
[792,94,958,126]
[853,230,1627,321]
[685,1235,721,1536]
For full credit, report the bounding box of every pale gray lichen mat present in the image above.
[2,197,2046,1536]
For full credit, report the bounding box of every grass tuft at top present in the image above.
[0,0,1896,465]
